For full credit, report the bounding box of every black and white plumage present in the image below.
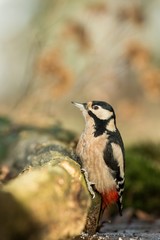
[72,100,125,216]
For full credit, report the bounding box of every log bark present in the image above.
[0,131,101,240]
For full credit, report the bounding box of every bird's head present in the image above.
[72,101,115,120]
[72,101,116,134]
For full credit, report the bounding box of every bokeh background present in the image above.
[0,0,160,217]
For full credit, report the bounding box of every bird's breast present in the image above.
[76,131,116,193]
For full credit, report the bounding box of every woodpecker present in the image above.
[72,101,125,217]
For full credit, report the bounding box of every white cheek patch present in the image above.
[92,108,113,120]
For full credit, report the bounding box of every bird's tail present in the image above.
[102,190,123,216]
[97,190,119,228]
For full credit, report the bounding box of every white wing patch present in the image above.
[111,143,124,178]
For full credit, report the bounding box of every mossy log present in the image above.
[0,131,101,240]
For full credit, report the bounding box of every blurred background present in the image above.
[0,0,160,217]
[0,0,160,143]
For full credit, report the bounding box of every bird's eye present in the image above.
[93,105,99,110]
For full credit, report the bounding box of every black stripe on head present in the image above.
[92,101,116,121]
[88,110,107,137]
[92,101,114,112]
[88,110,114,137]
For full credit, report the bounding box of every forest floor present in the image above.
[98,219,160,240]
[78,218,160,240]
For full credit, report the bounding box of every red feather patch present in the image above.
[102,190,119,209]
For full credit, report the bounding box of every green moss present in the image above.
[0,117,19,162]
[124,143,160,215]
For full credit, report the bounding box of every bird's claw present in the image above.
[81,168,95,199]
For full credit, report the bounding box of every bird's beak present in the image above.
[71,102,87,111]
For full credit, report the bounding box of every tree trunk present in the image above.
[0,131,101,240]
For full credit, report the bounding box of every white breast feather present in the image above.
[76,129,116,193]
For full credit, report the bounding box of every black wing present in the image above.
[103,129,125,215]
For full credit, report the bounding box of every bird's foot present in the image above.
[81,168,95,199]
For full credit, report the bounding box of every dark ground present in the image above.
[97,208,160,240]
[74,207,160,240]
[78,219,160,240]
[98,219,160,240]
